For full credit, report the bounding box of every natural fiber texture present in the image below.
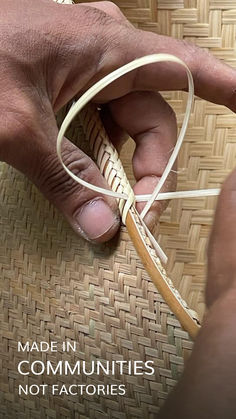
[1,1,236,418]
[79,104,200,339]
[113,0,236,321]
[0,106,195,419]
[77,1,236,322]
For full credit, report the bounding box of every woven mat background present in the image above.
[1,1,236,418]
[114,0,236,321]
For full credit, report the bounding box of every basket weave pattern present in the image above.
[114,0,236,321]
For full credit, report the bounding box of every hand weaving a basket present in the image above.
[0,0,236,418]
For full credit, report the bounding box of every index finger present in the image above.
[93,28,236,112]
[128,31,236,112]
[54,4,236,112]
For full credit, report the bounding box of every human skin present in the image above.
[159,168,236,418]
[0,0,235,243]
[1,0,236,416]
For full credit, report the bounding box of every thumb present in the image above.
[2,115,120,243]
[207,168,236,307]
[39,139,120,242]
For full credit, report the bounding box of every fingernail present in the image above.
[75,198,119,240]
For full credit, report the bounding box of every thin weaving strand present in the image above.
[56,54,219,262]
[57,53,196,265]
[63,101,202,337]
[54,2,220,337]
[136,188,220,202]
[55,54,218,338]
[56,54,194,209]
[79,103,201,340]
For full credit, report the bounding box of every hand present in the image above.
[206,168,236,307]
[1,0,235,242]
[159,168,236,419]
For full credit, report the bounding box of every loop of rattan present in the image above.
[54,0,201,339]
[57,52,198,268]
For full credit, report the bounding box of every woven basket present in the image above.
[0,1,236,418]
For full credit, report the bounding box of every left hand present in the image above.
[1,0,235,242]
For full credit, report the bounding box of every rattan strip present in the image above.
[79,104,200,340]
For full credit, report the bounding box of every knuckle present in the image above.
[154,93,177,129]
[163,100,177,122]
[181,40,209,84]
[180,39,199,54]
[70,5,133,80]
[101,1,120,12]
[80,3,114,26]
[100,1,124,19]
[179,39,203,64]
[67,5,127,74]
[83,1,124,22]
[36,144,97,202]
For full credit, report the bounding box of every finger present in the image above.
[99,104,129,153]
[108,91,177,231]
[2,115,120,243]
[129,31,236,112]
[207,168,236,307]
[79,1,132,26]
[53,3,236,112]
[97,30,236,112]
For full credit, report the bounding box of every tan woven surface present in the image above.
[114,0,236,321]
[0,0,236,418]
